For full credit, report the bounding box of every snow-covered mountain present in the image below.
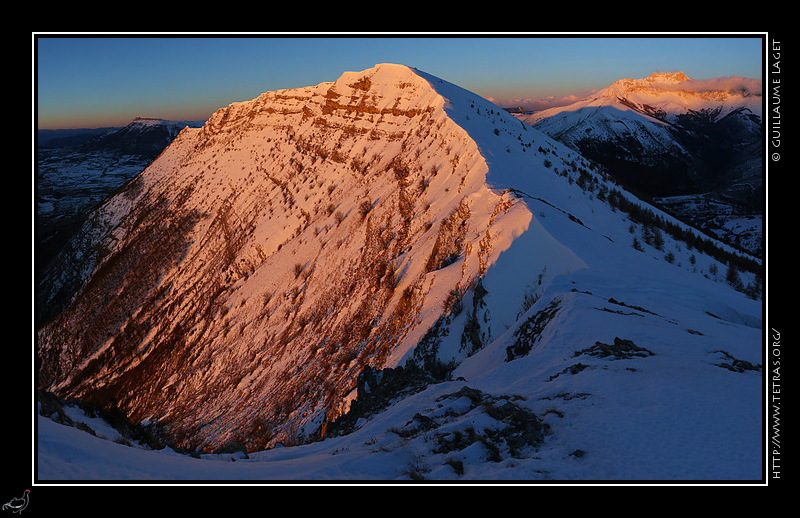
[519,72,763,256]
[520,72,762,188]
[36,64,764,481]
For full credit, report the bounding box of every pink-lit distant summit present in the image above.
[526,71,762,124]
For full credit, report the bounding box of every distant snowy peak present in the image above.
[122,117,206,141]
[647,71,690,83]
[131,116,170,126]
[520,70,764,245]
[527,71,762,126]
[80,117,205,157]
[610,71,691,90]
[129,116,204,133]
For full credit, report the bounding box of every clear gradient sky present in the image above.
[35,33,765,130]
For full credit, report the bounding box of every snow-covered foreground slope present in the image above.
[39,263,762,481]
[36,64,763,481]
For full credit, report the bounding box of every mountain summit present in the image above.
[38,63,538,451]
[37,64,762,479]
[647,71,690,82]
[554,71,760,119]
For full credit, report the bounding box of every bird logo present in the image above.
[1,490,29,515]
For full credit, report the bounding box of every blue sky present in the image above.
[35,33,765,129]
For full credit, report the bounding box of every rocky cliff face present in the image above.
[36,64,532,452]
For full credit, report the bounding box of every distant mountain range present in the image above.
[38,126,121,148]
[39,117,206,153]
[516,72,763,257]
